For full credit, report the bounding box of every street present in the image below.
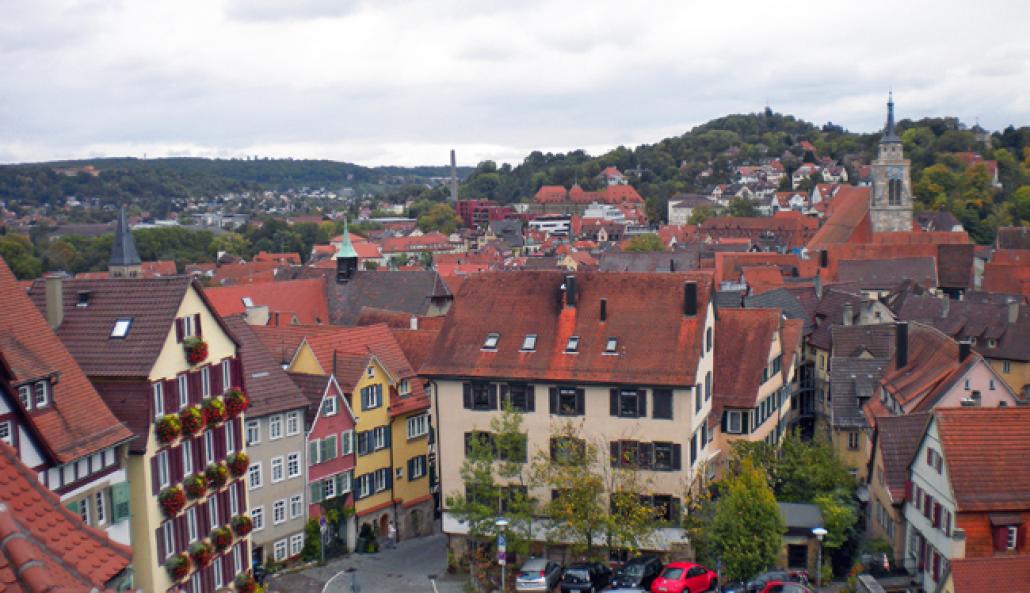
[266,530,466,593]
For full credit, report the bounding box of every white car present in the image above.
[515,557,562,592]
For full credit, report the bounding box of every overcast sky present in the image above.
[2,0,1028,167]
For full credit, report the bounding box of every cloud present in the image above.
[0,0,1028,166]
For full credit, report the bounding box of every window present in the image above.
[242,297,254,307]
[271,457,285,483]
[521,334,537,351]
[111,318,132,338]
[1003,360,1012,373]
[233,544,243,574]
[399,379,410,396]
[964,379,971,390]
[204,430,215,464]
[252,506,264,531]
[246,420,260,445]
[274,539,288,561]
[555,387,583,416]
[888,178,902,206]
[269,415,283,440]
[290,494,303,519]
[357,474,373,498]
[604,337,618,354]
[653,442,676,471]
[286,411,301,436]
[186,507,198,542]
[705,371,711,400]
[79,496,90,524]
[221,359,232,391]
[181,315,194,338]
[182,440,193,475]
[230,482,239,515]
[177,375,188,408]
[465,382,495,411]
[162,521,174,559]
[339,471,352,494]
[34,382,48,408]
[322,395,338,416]
[483,333,500,350]
[550,437,585,465]
[1007,526,1019,551]
[321,435,338,461]
[324,476,336,499]
[190,572,200,593]
[200,366,211,397]
[208,497,219,529]
[706,326,713,352]
[652,389,673,419]
[565,335,580,353]
[226,422,235,454]
[18,385,31,410]
[373,426,387,450]
[273,500,286,524]
[290,534,304,557]
[989,379,996,390]
[361,384,383,410]
[695,385,702,413]
[408,415,429,439]
[0,422,11,446]
[366,365,374,379]
[503,383,534,413]
[375,468,390,492]
[409,455,427,479]
[726,410,743,434]
[615,389,643,418]
[152,383,164,419]
[340,431,354,455]
[248,463,262,489]
[214,559,223,589]
[287,453,301,478]
[848,432,860,450]
[157,451,170,488]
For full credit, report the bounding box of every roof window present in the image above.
[521,334,537,351]
[110,318,132,338]
[604,337,618,354]
[483,333,500,350]
[565,336,580,353]
[242,297,254,307]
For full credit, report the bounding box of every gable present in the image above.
[149,284,239,381]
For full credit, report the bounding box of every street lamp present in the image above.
[812,527,828,589]
[495,517,510,593]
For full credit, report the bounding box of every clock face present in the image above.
[887,166,904,180]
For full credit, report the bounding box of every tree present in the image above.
[725,196,758,217]
[696,457,784,582]
[0,234,43,279]
[1010,186,1030,224]
[623,233,665,252]
[688,206,717,225]
[776,432,854,503]
[210,232,251,258]
[813,493,857,551]
[417,203,462,235]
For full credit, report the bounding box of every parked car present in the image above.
[757,581,813,593]
[722,570,808,593]
[649,562,717,593]
[609,556,663,590]
[515,557,562,592]
[560,561,611,593]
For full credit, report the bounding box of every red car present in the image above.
[650,562,718,593]
[758,581,814,593]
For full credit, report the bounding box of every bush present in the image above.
[301,519,321,562]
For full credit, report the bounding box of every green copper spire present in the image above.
[335,217,358,259]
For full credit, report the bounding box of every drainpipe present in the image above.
[389,407,400,542]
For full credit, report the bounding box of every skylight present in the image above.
[521,334,537,351]
[604,337,618,354]
[242,297,254,307]
[565,335,580,353]
[483,333,500,350]
[110,318,132,338]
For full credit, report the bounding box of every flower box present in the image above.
[227,451,249,478]
[211,526,233,551]
[158,486,186,518]
[189,540,213,567]
[165,553,190,581]
[183,337,208,365]
[205,462,229,490]
[231,514,253,537]
[235,574,258,593]
[225,388,249,417]
[155,414,182,445]
[179,405,205,435]
[202,397,227,425]
[184,473,208,499]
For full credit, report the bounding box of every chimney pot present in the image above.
[564,275,577,308]
[819,250,828,268]
[600,298,607,322]
[45,275,64,329]
[409,316,418,330]
[683,281,698,316]
[895,321,909,369]
[843,302,853,326]
[958,340,971,363]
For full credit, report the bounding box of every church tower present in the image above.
[108,206,142,278]
[335,218,359,283]
[869,93,913,233]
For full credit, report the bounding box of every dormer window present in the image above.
[18,385,31,409]
[604,337,618,354]
[110,318,132,338]
[483,333,500,350]
[988,339,997,348]
[242,297,254,307]
[970,337,977,345]
[565,336,580,353]
[521,335,537,351]
[33,381,48,409]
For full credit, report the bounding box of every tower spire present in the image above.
[882,91,901,143]
[334,217,359,283]
[108,206,141,278]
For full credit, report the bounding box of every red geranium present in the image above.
[210,526,233,551]
[165,553,190,581]
[155,415,182,445]
[189,540,213,567]
[225,388,249,417]
[235,574,257,593]
[226,451,249,478]
[179,405,205,435]
[202,397,227,425]
[205,462,229,490]
[184,473,207,499]
[231,514,253,536]
[184,337,208,365]
[158,486,186,518]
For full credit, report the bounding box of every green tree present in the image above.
[1010,186,1030,224]
[813,493,858,551]
[417,203,463,235]
[776,432,854,503]
[688,205,717,225]
[210,232,251,258]
[623,233,665,252]
[725,196,758,217]
[0,235,43,279]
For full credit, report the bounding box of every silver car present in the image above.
[515,557,562,592]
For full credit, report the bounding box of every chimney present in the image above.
[669,258,675,272]
[819,250,828,268]
[843,302,853,326]
[971,390,981,406]
[895,321,909,369]
[409,316,419,330]
[45,274,63,329]
[449,149,458,202]
[600,298,607,322]
[1008,300,1020,324]
[958,340,971,362]
[564,275,577,308]
[683,282,698,316]
[814,274,823,300]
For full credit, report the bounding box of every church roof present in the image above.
[335,219,359,260]
[108,207,141,267]
[882,93,901,144]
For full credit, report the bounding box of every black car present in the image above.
[608,556,663,590]
[560,562,611,592]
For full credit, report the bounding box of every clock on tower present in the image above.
[887,166,904,180]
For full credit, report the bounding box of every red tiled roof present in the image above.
[0,260,132,463]
[876,412,931,502]
[741,266,785,295]
[253,251,301,265]
[205,278,329,325]
[934,407,1030,512]
[880,323,964,411]
[209,261,283,285]
[713,309,780,411]
[223,317,308,417]
[714,252,817,286]
[807,186,871,249]
[381,232,452,254]
[0,441,132,593]
[421,271,714,387]
[949,555,1030,593]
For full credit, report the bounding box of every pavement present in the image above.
[265,529,466,593]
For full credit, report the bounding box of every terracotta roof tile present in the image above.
[0,260,132,463]
[807,186,871,249]
[206,278,329,325]
[223,317,308,417]
[949,555,1030,593]
[876,412,930,501]
[713,309,781,410]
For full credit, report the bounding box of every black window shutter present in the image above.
[499,384,510,409]
[175,318,184,343]
[462,384,472,409]
[156,527,166,560]
[690,436,697,466]
[721,410,728,432]
[549,388,558,414]
[527,386,535,412]
[192,436,204,473]
[488,384,498,410]
[211,363,222,396]
[385,470,393,490]
[463,433,471,455]
[637,389,647,417]
[193,313,202,337]
[407,458,414,478]
[672,444,682,470]
[575,388,585,415]
[164,379,177,414]
[639,443,653,469]
[170,445,182,483]
[151,456,160,494]
[610,389,618,416]
[384,427,392,448]
[609,442,619,467]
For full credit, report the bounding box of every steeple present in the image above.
[882,92,901,143]
[108,206,142,278]
[335,217,359,283]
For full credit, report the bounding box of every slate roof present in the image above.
[598,250,700,272]
[324,270,452,325]
[421,271,714,387]
[809,288,866,351]
[713,308,780,410]
[831,324,896,360]
[0,260,132,463]
[0,441,132,593]
[934,407,1030,512]
[876,412,930,502]
[108,207,140,267]
[715,290,744,309]
[949,556,1030,593]
[745,288,814,333]
[829,358,888,428]
[914,210,962,232]
[837,257,938,290]
[223,317,308,418]
[206,278,329,325]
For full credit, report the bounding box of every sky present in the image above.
[1,0,1028,168]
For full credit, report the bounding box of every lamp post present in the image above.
[812,527,828,590]
[495,517,510,593]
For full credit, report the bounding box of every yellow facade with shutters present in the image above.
[349,359,394,517]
